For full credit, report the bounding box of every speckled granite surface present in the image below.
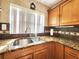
[0,36,79,54]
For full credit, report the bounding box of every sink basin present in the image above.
[10,37,45,46]
[13,38,33,46]
[8,37,45,50]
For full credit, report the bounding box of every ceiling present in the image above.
[37,0,61,7]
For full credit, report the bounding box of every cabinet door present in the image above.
[48,7,59,26]
[50,42,55,59]
[0,54,3,59]
[34,49,48,59]
[55,42,64,59]
[4,47,33,59]
[71,0,79,25]
[60,0,72,25]
[60,0,79,25]
[65,53,77,59]
[18,54,33,59]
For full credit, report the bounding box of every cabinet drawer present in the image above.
[4,47,34,59]
[34,49,48,59]
[34,43,48,51]
[18,54,33,59]
[65,46,77,56]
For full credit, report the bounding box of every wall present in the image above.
[0,0,49,26]
[0,0,10,23]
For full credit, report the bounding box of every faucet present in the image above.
[25,25,31,33]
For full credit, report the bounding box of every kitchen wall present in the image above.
[0,0,10,23]
[0,0,49,39]
[0,0,49,34]
[0,0,49,26]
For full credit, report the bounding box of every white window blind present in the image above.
[10,6,17,34]
[25,13,35,33]
[10,4,45,34]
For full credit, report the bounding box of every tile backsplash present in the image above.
[50,26,79,40]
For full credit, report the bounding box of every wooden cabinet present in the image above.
[48,0,79,26]
[3,47,34,59]
[34,43,48,52]
[34,42,64,59]
[34,49,48,59]
[2,41,79,59]
[60,0,72,25]
[18,54,33,59]
[54,42,64,59]
[65,53,77,59]
[0,54,3,59]
[49,42,64,59]
[34,43,48,59]
[60,0,79,25]
[65,46,78,59]
[48,7,60,26]
[49,42,55,59]
[3,43,49,59]
[71,0,79,25]
[3,41,79,59]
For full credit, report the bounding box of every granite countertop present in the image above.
[0,39,17,53]
[41,36,79,50]
[0,36,79,54]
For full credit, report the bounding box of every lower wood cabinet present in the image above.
[55,42,64,59]
[65,46,79,59]
[34,49,48,59]
[18,54,33,59]
[0,54,3,59]
[3,47,34,59]
[3,43,49,59]
[2,42,79,59]
[65,53,77,59]
[49,42,64,59]
[49,42,55,59]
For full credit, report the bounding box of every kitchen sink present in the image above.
[8,37,45,50]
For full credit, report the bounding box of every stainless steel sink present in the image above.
[8,37,45,50]
[12,38,33,46]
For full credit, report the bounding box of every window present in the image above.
[26,13,35,33]
[10,4,45,34]
[10,6,17,34]
[37,14,44,33]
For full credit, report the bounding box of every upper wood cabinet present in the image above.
[71,0,79,25]
[48,7,60,26]
[48,0,79,26]
[60,0,72,25]
[60,0,79,25]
